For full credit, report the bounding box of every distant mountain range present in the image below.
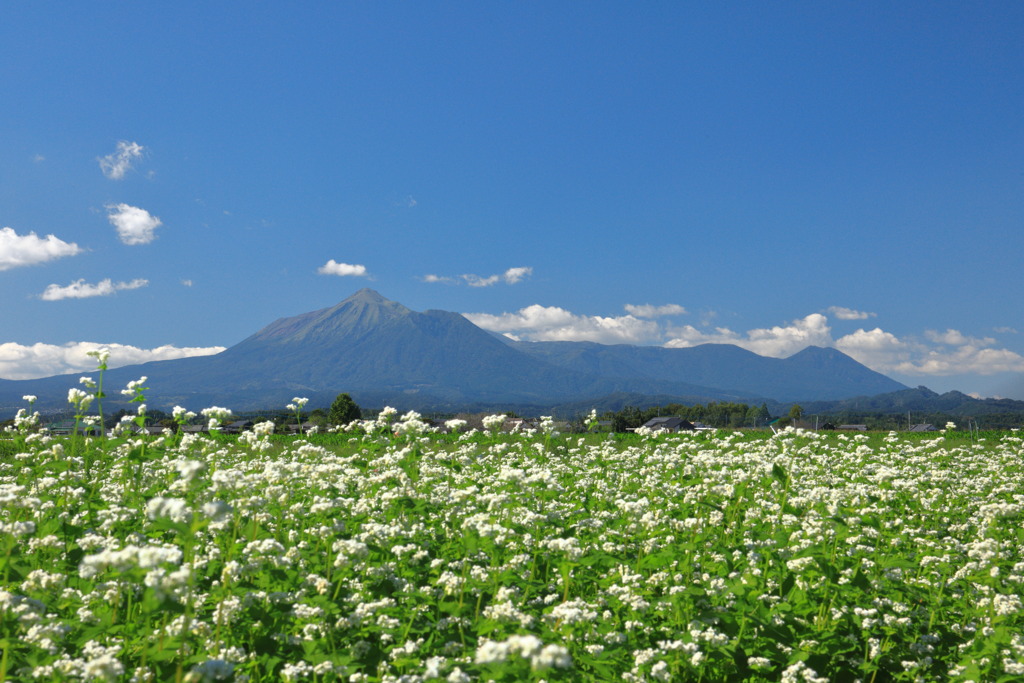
[0,288,950,417]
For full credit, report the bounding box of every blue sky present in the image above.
[2,2,1023,399]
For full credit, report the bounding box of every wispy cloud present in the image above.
[40,278,148,301]
[827,306,876,320]
[624,303,687,318]
[107,204,162,245]
[427,266,533,287]
[0,226,82,271]
[318,260,368,277]
[98,140,145,180]
[0,342,225,381]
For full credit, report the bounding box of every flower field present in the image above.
[2,392,1023,681]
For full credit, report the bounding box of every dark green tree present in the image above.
[329,393,362,425]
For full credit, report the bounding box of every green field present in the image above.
[2,397,1023,681]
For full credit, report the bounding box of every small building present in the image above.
[908,423,938,432]
[44,419,103,436]
[837,424,868,431]
[641,416,695,433]
[221,420,255,434]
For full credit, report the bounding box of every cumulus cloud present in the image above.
[837,327,1024,377]
[468,298,1024,380]
[317,260,368,277]
[107,204,161,245]
[665,314,833,358]
[0,342,226,380]
[464,305,662,345]
[98,140,145,180]
[40,278,148,301]
[827,306,876,321]
[422,274,456,284]
[0,227,82,271]
[624,303,687,318]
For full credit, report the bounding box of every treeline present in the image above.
[811,411,1024,431]
[603,402,773,431]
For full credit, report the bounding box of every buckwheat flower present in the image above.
[291,396,309,408]
[482,414,505,433]
[146,496,192,524]
[202,500,233,524]
[83,653,124,682]
[86,348,110,365]
[67,387,94,411]
[79,376,96,389]
[188,659,234,681]
[22,395,37,403]
[201,406,232,429]
[172,405,196,422]
[120,376,148,397]
[175,459,207,484]
[445,419,467,433]
[375,405,398,427]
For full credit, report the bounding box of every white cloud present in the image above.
[441,266,533,287]
[317,260,368,277]
[665,314,833,358]
[464,304,662,345]
[107,204,162,245]
[502,266,532,284]
[0,342,226,380]
[98,140,145,180]
[40,278,148,301]
[827,306,876,321]
[624,303,687,318]
[181,279,194,287]
[0,227,82,271]
[924,329,996,347]
[463,274,501,287]
[470,299,1024,380]
[836,327,1024,377]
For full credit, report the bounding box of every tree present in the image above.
[329,393,362,426]
[788,404,804,422]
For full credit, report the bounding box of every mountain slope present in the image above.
[507,340,905,401]
[1,289,907,414]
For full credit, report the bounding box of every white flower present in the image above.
[482,414,506,432]
[86,348,111,364]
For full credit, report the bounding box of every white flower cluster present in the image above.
[474,634,572,671]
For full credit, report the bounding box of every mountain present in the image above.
[505,340,905,402]
[0,289,907,415]
[800,385,1024,417]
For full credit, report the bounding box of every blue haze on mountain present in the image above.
[0,289,908,415]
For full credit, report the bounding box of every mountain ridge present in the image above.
[1,289,909,415]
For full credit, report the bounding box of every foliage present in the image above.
[329,392,362,426]
[1,379,1023,681]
